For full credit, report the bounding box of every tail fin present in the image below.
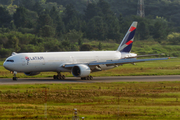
[117,21,138,52]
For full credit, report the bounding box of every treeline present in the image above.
[0,0,180,58]
[0,0,171,40]
[0,31,85,58]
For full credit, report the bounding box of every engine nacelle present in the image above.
[72,65,91,77]
[24,72,40,76]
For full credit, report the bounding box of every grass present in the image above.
[1,82,180,119]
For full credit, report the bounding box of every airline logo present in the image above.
[25,56,30,65]
[25,56,30,61]
[126,26,136,45]
[25,56,44,65]
[129,26,136,32]
[120,26,136,52]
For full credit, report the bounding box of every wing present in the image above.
[63,57,170,68]
[125,53,165,59]
[136,53,165,58]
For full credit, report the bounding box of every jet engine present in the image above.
[24,72,40,76]
[72,65,91,77]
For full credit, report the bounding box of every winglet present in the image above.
[117,21,138,52]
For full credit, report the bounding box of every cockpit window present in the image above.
[6,60,14,62]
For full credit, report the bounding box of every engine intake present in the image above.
[72,65,91,77]
[24,72,40,76]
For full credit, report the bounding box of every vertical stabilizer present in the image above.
[117,22,138,52]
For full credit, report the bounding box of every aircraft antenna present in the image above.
[137,0,145,17]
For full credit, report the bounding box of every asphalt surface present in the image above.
[0,75,180,84]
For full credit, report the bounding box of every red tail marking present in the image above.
[129,26,136,32]
[126,40,133,45]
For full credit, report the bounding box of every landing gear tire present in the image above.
[58,75,61,80]
[53,75,58,79]
[90,76,93,80]
[62,75,65,80]
[81,76,93,80]
[81,77,86,80]
[13,77,17,81]
[53,73,65,80]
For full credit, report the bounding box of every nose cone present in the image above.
[3,61,9,70]
[3,61,13,71]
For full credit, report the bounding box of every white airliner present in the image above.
[3,22,169,80]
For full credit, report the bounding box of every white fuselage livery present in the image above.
[3,51,137,73]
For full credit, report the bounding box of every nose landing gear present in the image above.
[12,71,17,80]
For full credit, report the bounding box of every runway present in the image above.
[0,75,180,84]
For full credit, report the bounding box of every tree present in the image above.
[98,42,102,50]
[44,39,61,52]
[86,16,107,40]
[0,47,11,58]
[9,21,16,30]
[105,15,120,40]
[21,0,36,10]
[61,40,71,51]
[80,44,92,51]
[39,25,55,37]
[138,21,150,40]
[33,1,44,15]
[0,6,12,27]
[62,4,84,32]
[36,14,53,35]
[37,14,53,27]
[0,0,12,5]
[78,39,82,46]
[152,17,169,41]
[118,13,124,34]
[55,19,65,38]
[64,29,83,43]
[13,7,28,28]
[38,0,46,4]
[63,4,77,25]
[12,36,21,52]
[49,6,59,20]
[167,32,180,45]
[97,0,113,16]
[84,3,99,22]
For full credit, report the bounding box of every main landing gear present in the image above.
[81,76,93,80]
[12,71,17,80]
[53,72,65,80]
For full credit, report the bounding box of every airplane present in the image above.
[3,21,169,80]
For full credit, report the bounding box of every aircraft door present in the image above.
[21,58,26,66]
